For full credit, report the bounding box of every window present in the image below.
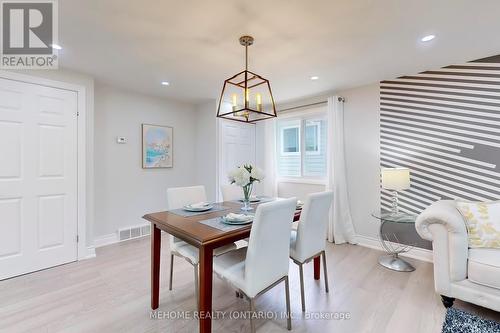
[281,126,300,155]
[276,110,327,179]
[305,121,320,154]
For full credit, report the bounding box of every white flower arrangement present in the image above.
[228,164,265,206]
[228,164,265,187]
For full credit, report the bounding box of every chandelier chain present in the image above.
[245,44,248,71]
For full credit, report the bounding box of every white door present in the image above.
[218,120,256,198]
[0,78,78,280]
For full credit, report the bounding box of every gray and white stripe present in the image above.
[380,57,500,213]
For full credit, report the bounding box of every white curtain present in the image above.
[326,96,357,244]
[262,118,278,197]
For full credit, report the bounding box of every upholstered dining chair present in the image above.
[213,197,297,333]
[166,185,237,308]
[290,191,334,312]
[220,184,242,202]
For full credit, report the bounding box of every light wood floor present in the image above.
[1,234,499,333]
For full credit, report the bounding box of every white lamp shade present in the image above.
[381,168,410,191]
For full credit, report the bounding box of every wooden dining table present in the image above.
[143,200,321,333]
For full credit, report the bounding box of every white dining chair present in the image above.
[166,185,237,308]
[220,184,243,201]
[213,197,297,332]
[290,191,334,312]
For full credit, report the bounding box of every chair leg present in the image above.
[194,264,199,310]
[169,254,174,291]
[298,263,306,312]
[322,251,329,293]
[284,276,292,331]
[249,298,256,333]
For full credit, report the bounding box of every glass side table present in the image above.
[371,211,417,272]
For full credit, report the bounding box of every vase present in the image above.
[241,183,253,211]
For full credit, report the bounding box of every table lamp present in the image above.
[381,167,410,215]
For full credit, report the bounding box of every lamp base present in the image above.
[391,190,400,215]
[378,254,415,272]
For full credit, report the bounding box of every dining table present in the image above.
[143,199,321,333]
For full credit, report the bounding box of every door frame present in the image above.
[0,70,88,261]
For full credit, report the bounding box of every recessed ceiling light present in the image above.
[51,43,62,50]
[310,76,319,80]
[161,81,170,86]
[421,35,435,42]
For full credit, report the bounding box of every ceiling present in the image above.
[59,0,500,104]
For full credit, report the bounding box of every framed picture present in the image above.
[142,124,173,168]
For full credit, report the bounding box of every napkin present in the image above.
[225,213,251,221]
[188,202,210,208]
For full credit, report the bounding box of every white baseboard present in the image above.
[355,234,433,263]
[94,233,118,248]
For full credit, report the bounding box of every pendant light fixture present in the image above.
[216,35,277,123]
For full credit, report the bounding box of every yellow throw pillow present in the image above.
[456,200,500,249]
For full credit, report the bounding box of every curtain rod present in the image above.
[277,97,345,113]
[277,101,327,113]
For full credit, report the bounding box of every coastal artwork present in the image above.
[142,124,173,168]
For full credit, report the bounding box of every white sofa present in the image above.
[415,200,500,311]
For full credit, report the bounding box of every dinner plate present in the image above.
[221,215,254,225]
[183,204,213,212]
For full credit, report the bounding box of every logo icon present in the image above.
[1,0,58,69]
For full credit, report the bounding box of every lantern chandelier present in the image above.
[216,35,277,123]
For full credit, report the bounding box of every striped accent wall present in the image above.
[380,54,500,214]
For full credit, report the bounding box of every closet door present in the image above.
[0,78,78,280]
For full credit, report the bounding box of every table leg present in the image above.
[151,223,161,309]
[313,256,321,280]
[199,245,214,333]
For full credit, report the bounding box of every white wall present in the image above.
[341,83,380,239]
[194,100,218,201]
[93,83,198,238]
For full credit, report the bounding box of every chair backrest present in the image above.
[244,197,297,297]
[294,191,334,262]
[220,184,242,202]
[166,185,207,245]
[166,185,207,210]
